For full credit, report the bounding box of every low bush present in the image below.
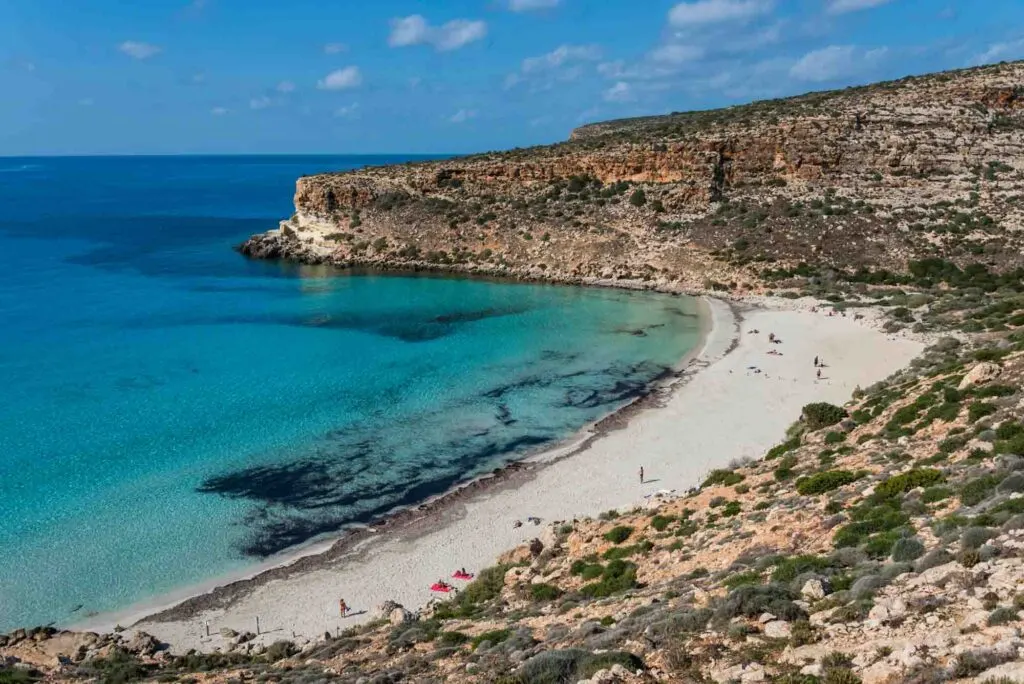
[803,402,848,430]
[771,555,832,583]
[530,583,563,602]
[603,526,634,544]
[796,470,859,496]
[875,468,944,498]
[714,584,805,623]
[767,436,801,460]
[580,560,638,598]
[512,649,644,684]
[891,537,925,562]
[961,474,1002,506]
[702,470,745,487]
[650,515,675,531]
[471,628,512,650]
[988,607,1019,626]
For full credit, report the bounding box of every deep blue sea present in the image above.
[0,155,702,631]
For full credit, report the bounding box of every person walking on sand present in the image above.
[639,466,644,484]
[814,355,819,368]
[339,598,349,617]
[816,368,822,379]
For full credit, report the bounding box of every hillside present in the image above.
[241,60,1024,299]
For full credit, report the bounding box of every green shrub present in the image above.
[771,554,831,582]
[438,631,470,646]
[629,189,647,207]
[724,570,763,589]
[969,402,999,423]
[960,474,1001,506]
[603,526,634,544]
[650,515,675,531]
[579,560,638,598]
[824,431,846,444]
[891,537,925,562]
[702,470,745,487]
[722,501,742,517]
[530,583,563,601]
[988,607,1019,626]
[797,470,859,496]
[875,468,944,498]
[714,584,805,622]
[767,436,801,460]
[513,649,644,684]
[471,628,511,649]
[803,403,848,430]
[921,486,952,503]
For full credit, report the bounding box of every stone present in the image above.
[389,607,415,626]
[801,579,829,600]
[529,538,544,557]
[977,661,1024,682]
[372,600,402,621]
[959,362,1002,389]
[219,627,238,639]
[763,620,792,639]
[125,632,163,657]
[758,612,777,624]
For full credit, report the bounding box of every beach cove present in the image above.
[81,295,925,652]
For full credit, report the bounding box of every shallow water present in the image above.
[0,156,702,631]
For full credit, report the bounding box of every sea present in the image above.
[0,155,703,632]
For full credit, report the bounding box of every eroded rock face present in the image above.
[959,361,1003,389]
[238,61,1024,294]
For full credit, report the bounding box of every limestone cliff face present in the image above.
[241,61,1024,293]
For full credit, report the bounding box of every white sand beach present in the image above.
[84,296,925,652]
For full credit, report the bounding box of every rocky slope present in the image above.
[240,60,1024,294]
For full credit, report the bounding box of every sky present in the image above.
[2,0,1024,156]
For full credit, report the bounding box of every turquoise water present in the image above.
[0,156,702,631]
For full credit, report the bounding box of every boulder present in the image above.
[124,631,163,657]
[977,661,1024,682]
[389,607,415,626]
[219,627,238,639]
[529,538,544,557]
[959,362,1002,390]
[372,600,402,621]
[763,620,791,639]
[801,579,829,601]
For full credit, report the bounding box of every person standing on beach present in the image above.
[339,598,348,617]
[639,466,644,484]
[814,355,819,367]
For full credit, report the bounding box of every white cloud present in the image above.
[449,108,477,123]
[649,44,705,64]
[508,0,559,11]
[521,44,601,73]
[334,103,360,118]
[668,0,773,27]
[211,107,228,116]
[249,95,272,110]
[323,42,347,54]
[276,81,296,93]
[317,66,362,90]
[970,37,1024,66]
[119,41,161,59]
[789,44,888,82]
[388,15,487,52]
[603,81,635,102]
[826,0,894,14]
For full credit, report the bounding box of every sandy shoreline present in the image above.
[75,295,924,652]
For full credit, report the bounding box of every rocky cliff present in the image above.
[240,60,1024,293]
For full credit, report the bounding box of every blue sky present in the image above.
[2,0,1023,155]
